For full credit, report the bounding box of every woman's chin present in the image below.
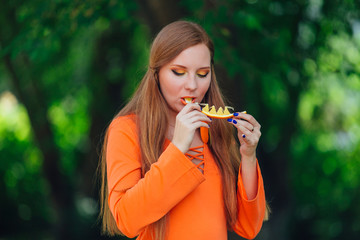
[170,105,182,115]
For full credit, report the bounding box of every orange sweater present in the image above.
[107,115,266,240]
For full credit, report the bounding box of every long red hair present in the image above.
[99,20,249,239]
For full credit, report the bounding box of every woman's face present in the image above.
[158,43,211,116]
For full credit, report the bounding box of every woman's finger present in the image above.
[193,121,211,129]
[178,102,202,116]
[236,121,253,137]
[228,118,253,132]
[232,112,261,130]
[187,111,212,124]
[228,118,261,142]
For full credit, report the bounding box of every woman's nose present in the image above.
[184,74,198,90]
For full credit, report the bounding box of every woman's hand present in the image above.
[228,111,261,200]
[228,112,261,158]
[172,103,211,153]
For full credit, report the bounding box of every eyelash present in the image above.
[171,70,209,78]
[171,69,184,76]
[197,72,209,78]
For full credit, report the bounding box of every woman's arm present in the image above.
[106,117,205,237]
[228,112,266,238]
[233,160,266,239]
[228,111,262,199]
[240,154,258,200]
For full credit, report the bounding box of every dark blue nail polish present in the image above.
[233,119,237,124]
[234,112,239,116]
[208,117,212,121]
[242,134,246,138]
[227,119,232,122]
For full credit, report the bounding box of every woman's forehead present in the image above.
[168,44,211,68]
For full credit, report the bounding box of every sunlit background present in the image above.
[0,0,359,239]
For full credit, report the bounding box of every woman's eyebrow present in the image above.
[170,64,187,68]
[170,64,210,69]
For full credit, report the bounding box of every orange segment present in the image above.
[184,97,193,103]
[181,97,195,105]
[200,104,234,119]
[209,106,217,114]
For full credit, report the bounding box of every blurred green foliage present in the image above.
[0,0,359,239]
[291,32,360,239]
[0,92,53,237]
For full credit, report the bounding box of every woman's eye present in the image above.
[171,69,185,76]
[197,72,209,78]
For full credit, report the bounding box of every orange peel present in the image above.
[200,104,235,119]
[181,99,243,119]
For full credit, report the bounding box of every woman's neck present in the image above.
[167,108,178,128]
[166,110,177,141]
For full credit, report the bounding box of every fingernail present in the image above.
[242,134,246,138]
[208,117,212,121]
[227,119,232,122]
[241,111,247,114]
[233,112,239,116]
[232,119,237,124]
[208,124,211,128]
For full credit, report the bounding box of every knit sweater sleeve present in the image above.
[232,160,266,239]
[106,116,205,238]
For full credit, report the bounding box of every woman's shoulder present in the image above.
[109,114,138,133]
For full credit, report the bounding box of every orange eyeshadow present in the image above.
[171,68,186,74]
[197,70,209,75]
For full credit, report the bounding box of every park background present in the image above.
[1,0,360,239]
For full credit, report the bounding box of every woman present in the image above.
[99,20,267,240]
